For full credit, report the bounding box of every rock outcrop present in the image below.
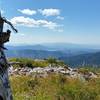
[8,65,98,81]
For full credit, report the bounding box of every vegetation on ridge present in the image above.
[8,57,65,68]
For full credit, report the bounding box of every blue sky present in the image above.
[0,0,100,45]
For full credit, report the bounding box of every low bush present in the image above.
[8,58,64,68]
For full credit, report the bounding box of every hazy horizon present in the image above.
[5,42,100,50]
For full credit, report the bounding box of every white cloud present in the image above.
[20,33,25,36]
[1,10,4,14]
[10,16,60,30]
[18,9,37,15]
[58,29,64,32]
[56,16,64,20]
[11,16,38,27]
[38,8,60,16]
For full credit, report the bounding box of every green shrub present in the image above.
[8,58,65,68]
[46,57,65,66]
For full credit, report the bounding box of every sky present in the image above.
[0,0,100,45]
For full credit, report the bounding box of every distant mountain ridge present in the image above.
[5,43,100,67]
[6,43,100,56]
[6,45,49,50]
[6,43,100,50]
[5,49,67,59]
[59,52,100,67]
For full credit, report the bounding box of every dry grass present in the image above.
[10,74,100,100]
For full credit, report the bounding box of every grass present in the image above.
[8,58,65,68]
[10,74,100,100]
[8,58,100,100]
[78,67,100,74]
